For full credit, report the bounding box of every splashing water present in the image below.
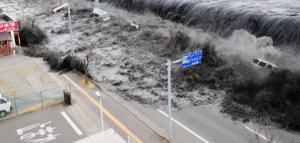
[98,0,300,55]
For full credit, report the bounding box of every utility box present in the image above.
[63,89,71,105]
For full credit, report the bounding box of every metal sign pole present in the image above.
[167,59,172,143]
[165,59,182,143]
[164,50,201,143]
[67,3,74,57]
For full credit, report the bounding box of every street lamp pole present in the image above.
[95,91,104,131]
[21,0,24,21]
[53,3,74,57]
[67,3,74,57]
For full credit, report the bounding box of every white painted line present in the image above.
[157,109,210,143]
[61,111,83,136]
[245,126,276,143]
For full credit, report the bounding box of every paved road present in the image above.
[61,71,163,143]
[128,101,300,143]
[0,106,85,143]
[24,57,300,143]
[61,70,300,143]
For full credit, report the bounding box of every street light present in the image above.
[53,3,74,57]
[95,91,104,131]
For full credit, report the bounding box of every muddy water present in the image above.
[98,0,300,55]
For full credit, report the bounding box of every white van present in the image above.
[252,57,278,70]
[0,93,12,117]
[93,8,110,21]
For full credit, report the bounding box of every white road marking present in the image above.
[16,121,60,142]
[16,121,52,135]
[157,109,210,143]
[245,126,276,143]
[61,111,83,136]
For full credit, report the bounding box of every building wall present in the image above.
[0,40,11,56]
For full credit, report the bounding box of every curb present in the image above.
[68,70,170,142]
[75,70,169,142]
[92,81,170,142]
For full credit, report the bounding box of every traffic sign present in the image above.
[181,50,202,68]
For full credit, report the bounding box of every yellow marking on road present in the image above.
[63,74,143,143]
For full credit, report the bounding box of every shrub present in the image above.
[19,24,47,45]
[42,51,63,70]
[23,44,42,57]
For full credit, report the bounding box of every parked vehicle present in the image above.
[0,93,12,117]
[252,57,278,69]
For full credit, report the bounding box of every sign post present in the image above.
[165,50,202,143]
[181,50,202,68]
[167,59,172,143]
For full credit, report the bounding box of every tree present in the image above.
[248,123,297,143]
[83,44,96,84]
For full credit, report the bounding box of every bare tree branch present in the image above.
[83,44,96,84]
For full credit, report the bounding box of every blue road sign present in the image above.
[181,50,202,68]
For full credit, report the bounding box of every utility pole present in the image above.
[21,0,24,21]
[53,3,74,56]
[67,3,74,57]
[95,0,99,6]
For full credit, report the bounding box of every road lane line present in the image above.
[61,111,83,136]
[62,74,143,143]
[245,126,276,143]
[157,109,210,143]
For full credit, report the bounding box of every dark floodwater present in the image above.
[98,0,300,54]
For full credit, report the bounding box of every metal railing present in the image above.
[0,84,71,122]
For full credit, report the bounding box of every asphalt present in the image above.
[62,71,164,143]
[36,55,163,142]
[0,55,165,143]
[0,106,85,143]
[3,55,300,143]
[0,55,60,98]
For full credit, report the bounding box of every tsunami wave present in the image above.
[98,0,300,54]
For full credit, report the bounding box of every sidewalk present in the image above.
[62,71,165,143]
[92,82,169,142]
[33,58,109,136]
[32,56,165,143]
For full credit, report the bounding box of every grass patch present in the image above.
[80,78,96,89]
